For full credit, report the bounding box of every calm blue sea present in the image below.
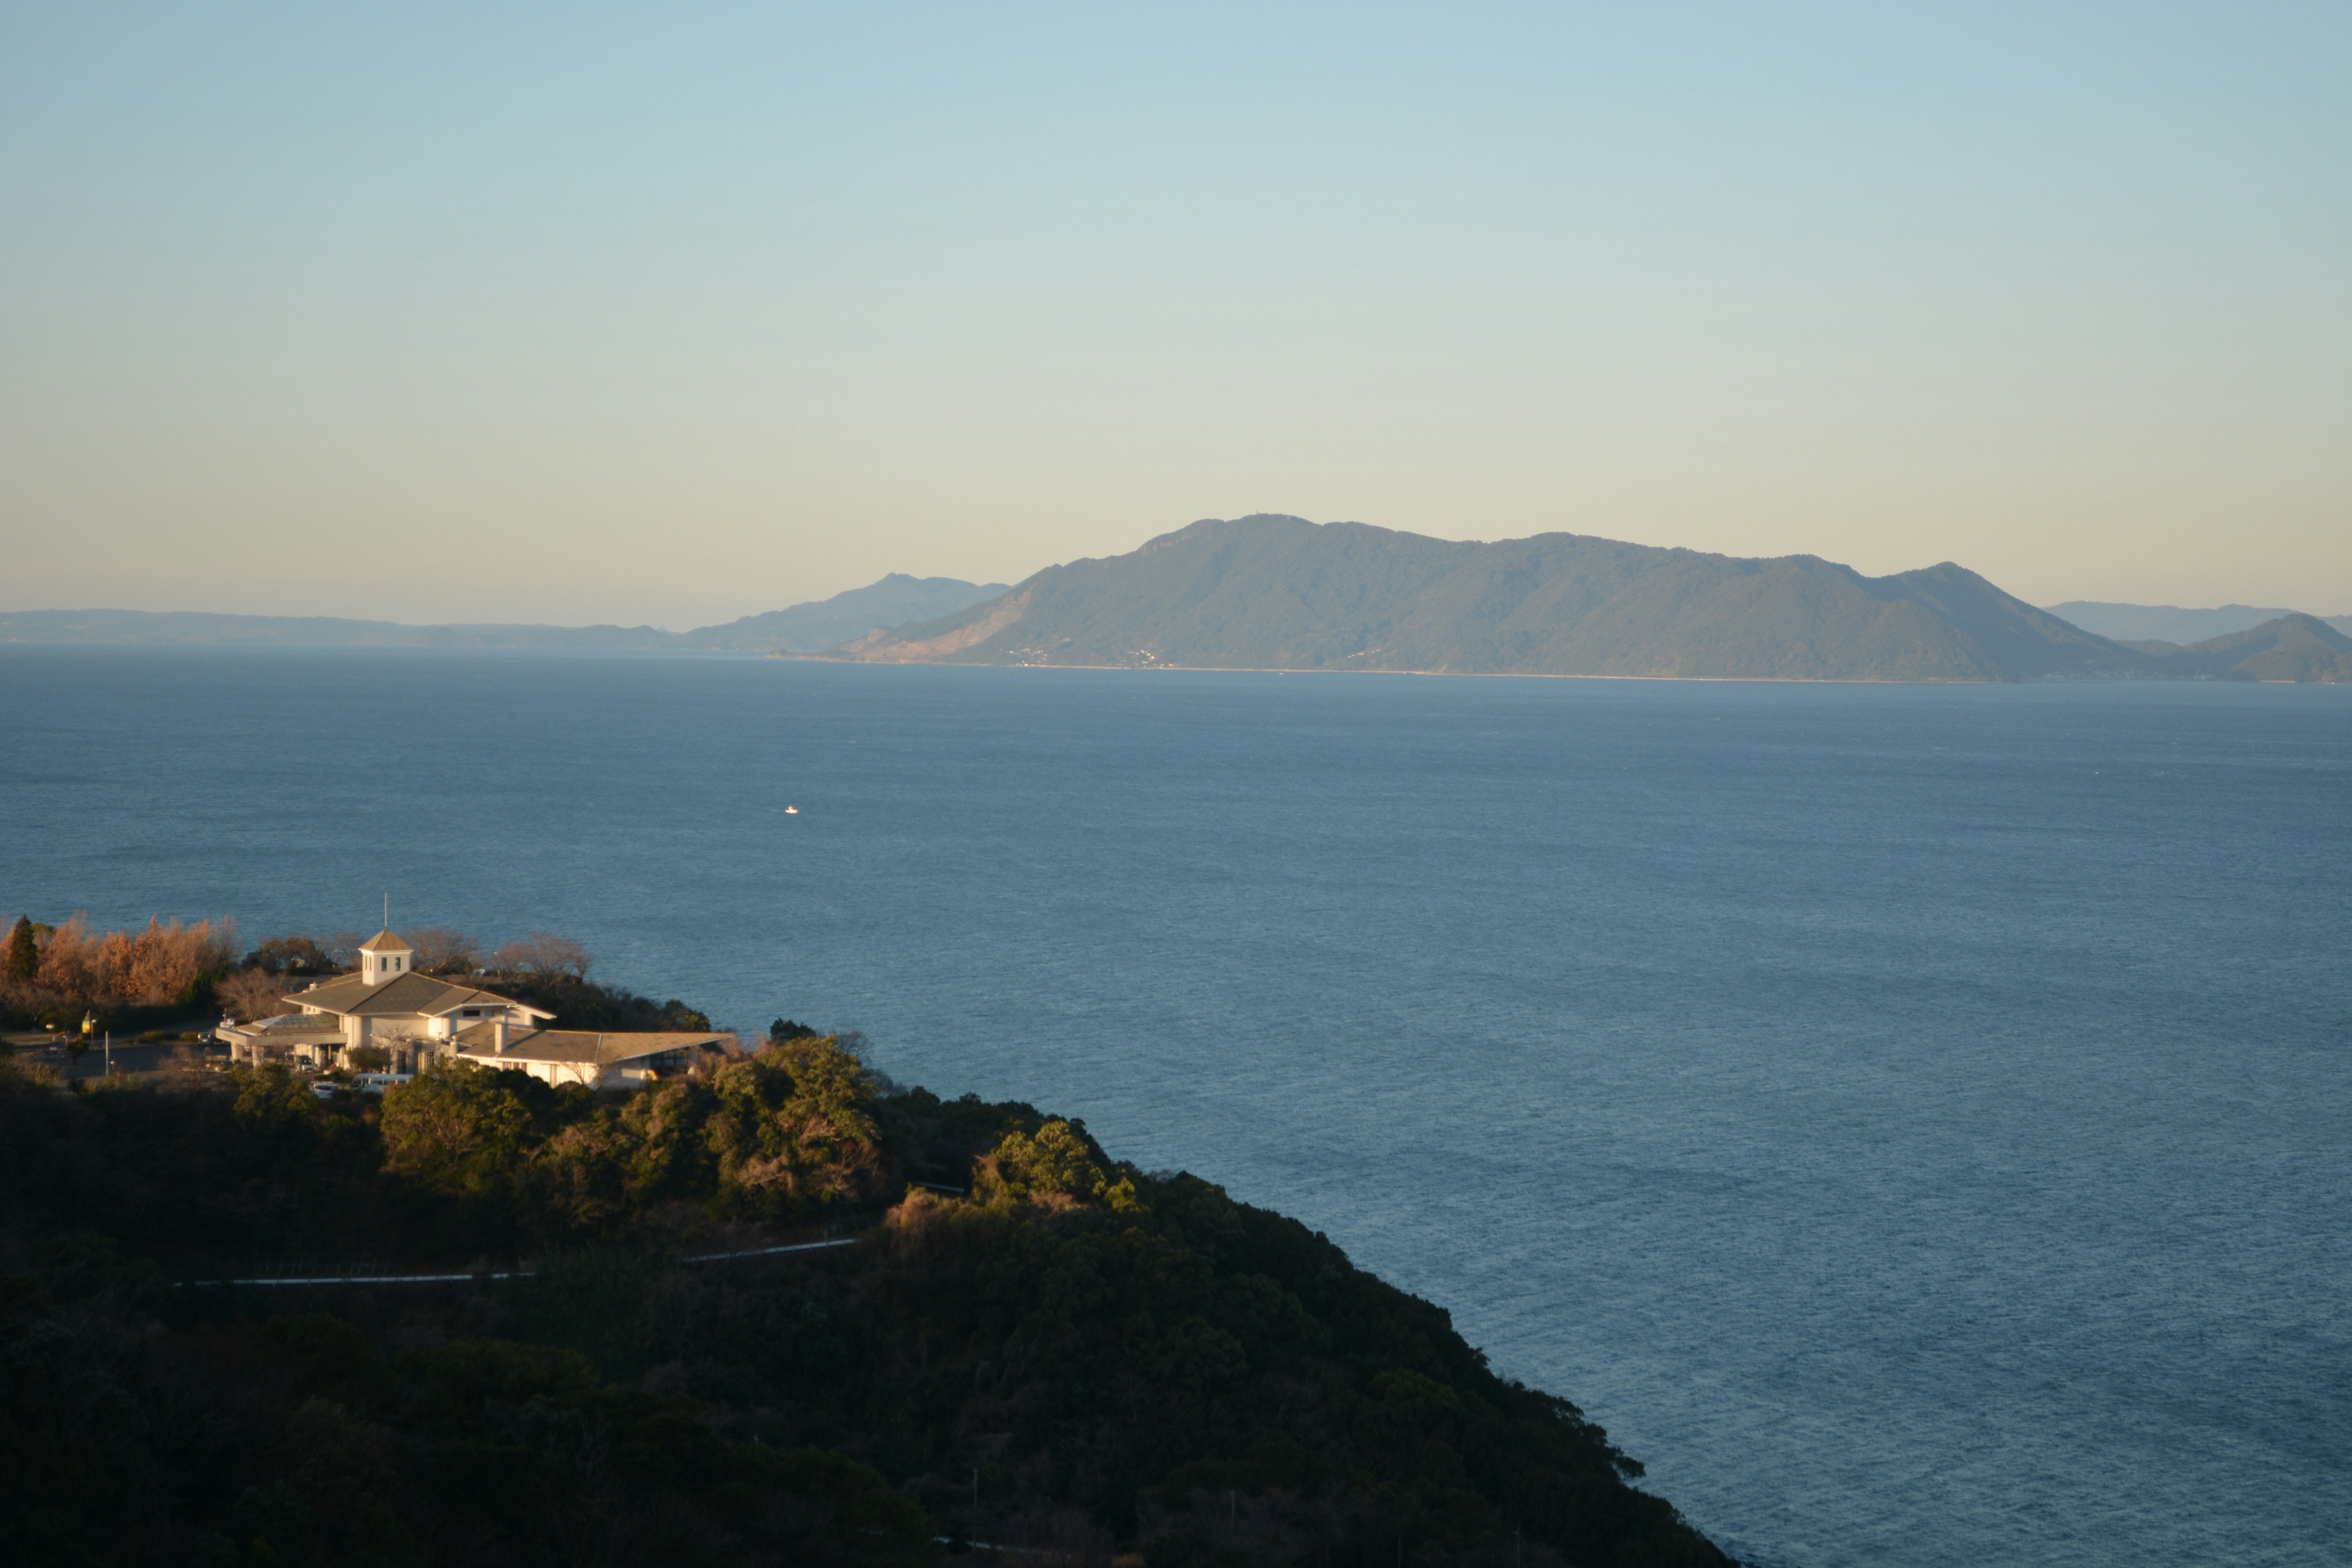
[4,647,2348,1567]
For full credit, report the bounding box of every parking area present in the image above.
[4,1027,232,1083]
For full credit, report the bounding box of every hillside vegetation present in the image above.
[0,1030,1727,1568]
[2136,613,2352,682]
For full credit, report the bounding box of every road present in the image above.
[5,1031,229,1083]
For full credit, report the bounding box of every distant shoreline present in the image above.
[780,652,2313,686]
[8,639,2334,685]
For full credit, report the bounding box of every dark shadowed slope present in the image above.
[845,516,2149,682]
[0,1039,1731,1568]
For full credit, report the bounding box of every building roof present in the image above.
[358,929,412,953]
[290,970,551,1021]
[449,1023,725,1069]
[220,1012,349,1038]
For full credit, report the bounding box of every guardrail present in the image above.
[175,1235,863,1287]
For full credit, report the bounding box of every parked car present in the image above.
[349,1072,414,1095]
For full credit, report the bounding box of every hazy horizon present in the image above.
[6,518,2350,636]
[4,6,2345,626]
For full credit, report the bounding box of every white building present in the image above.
[220,930,725,1088]
[449,1020,715,1088]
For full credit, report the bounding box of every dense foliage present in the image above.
[0,913,240,1028]
[0,1035,1728,1568]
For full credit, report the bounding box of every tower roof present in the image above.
[357,929,412,953]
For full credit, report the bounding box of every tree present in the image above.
[489,932,593,981]
[401,927,482,974]
[983,1117,1137,1209]
[380,1061,537,1195]
[215,967,288,1022]
[246,935,333,976]
[2,916,34,983]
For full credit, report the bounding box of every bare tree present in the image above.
[400,927,482,974]
[489,932,594,981]
[216,967,288,1022]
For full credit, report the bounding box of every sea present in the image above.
[4,646,2347,1568]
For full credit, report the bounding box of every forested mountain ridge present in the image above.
[0,1033,1729,1568]
[842,516,2148,682]
[2045,600,2352,644]
[2136,612,2352,682]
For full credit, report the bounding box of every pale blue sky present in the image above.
[2,4,2345,627]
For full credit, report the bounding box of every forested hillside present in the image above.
[0,1031,1728,1568]
[845,515,2145,681]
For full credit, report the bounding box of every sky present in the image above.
[2,4,2346,629]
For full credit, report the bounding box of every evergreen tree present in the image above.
[2,916,34,983]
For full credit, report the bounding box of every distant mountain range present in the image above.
[2045,600,2352,644]
[10,519,2348,682]
[842,514,2351,682]
[672,575,1011,652]
[2123,613,2352,682]
[0,573,1008,654]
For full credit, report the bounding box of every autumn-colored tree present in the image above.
[22,914,235,1006]
[34,914,96,996]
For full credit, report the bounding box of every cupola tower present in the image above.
[357,930,412,986]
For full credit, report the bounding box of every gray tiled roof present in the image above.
[224,1013,347,1036]
[449,1023,725,1067]
[290,971,549,1020]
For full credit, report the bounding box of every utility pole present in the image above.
[104,1030,111,1077]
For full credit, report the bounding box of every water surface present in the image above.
[4,649,2347,1567]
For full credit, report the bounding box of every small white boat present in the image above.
[784,805,799,815]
